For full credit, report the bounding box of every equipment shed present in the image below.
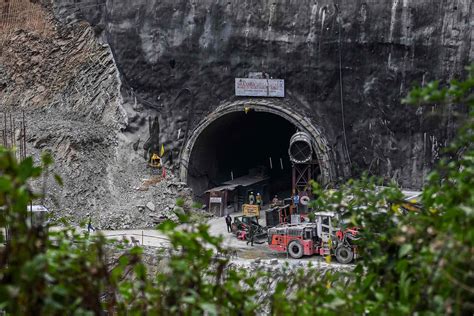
[206,175,269,217]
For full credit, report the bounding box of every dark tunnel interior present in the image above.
[188,111,300,200]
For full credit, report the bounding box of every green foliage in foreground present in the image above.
[0,66,473,315]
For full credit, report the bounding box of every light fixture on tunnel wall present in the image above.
[244,106,252,114]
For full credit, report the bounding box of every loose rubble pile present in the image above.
[101,171,203,229]
[0,7,205,229]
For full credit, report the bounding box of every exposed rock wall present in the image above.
[0,14,125,224]
[54,0,473,189]
[1,7,196,228]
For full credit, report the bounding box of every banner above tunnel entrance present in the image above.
[235,78,285,98]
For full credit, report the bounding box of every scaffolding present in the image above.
[0,111,27,161]
[291,160,319,198]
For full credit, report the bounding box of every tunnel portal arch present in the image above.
[179,99,334,194]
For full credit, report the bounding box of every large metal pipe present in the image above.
[288,132,313,163]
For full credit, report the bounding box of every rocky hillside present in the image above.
[0,4,195,228]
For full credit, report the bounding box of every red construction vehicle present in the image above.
[267,212,359,263]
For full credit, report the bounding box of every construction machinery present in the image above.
[267,211,359,263]
[232,215,267,241]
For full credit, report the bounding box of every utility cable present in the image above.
[338,15,352,168]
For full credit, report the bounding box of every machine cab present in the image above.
[303,225,319,245]
[314,211,339,242]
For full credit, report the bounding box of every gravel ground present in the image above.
[96,212,355,271]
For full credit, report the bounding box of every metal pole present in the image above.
[141,230,144,245]
[21,122,24,160]
[22,110,26,160]
[292,164,296,196]
[3,112,7,147]
[18,122,22,159]
[9,114,13,151]
[1,113,4,147]
[12,118,16,159]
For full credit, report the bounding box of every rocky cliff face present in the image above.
[0,0,471,226]
[54,0,472,189]
[0,5,195,228]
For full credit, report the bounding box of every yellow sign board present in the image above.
[242,204,260,218]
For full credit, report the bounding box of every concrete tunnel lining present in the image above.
[179,99,334,195]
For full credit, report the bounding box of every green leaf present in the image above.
[157,220,178,232]
[41,152,54,166]
[0,176,12,192]
[326,297,346,309]
[200,302,218,315]
[399,244,413,258]
[54,174,63,186]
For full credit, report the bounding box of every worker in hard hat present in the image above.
[248,192,255,205]
[271,195,279,207]
[293,191,300,213]
[256,193,262,208]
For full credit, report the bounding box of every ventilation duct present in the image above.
[288,132,313,163]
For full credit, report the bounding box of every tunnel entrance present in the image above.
[187,111,317,200]
[180,99,334,202]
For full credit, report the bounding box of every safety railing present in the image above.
[102,231,170,247]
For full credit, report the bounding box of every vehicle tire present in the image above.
[335,246,354,264]
[288,240,304,259]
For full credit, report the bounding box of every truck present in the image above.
[267,211,359,264]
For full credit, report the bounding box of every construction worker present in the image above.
[87,214,95,233]
[248,192,255,205]
[293,191,300,214]
[225,213,232,233]
[256,193,262,208]
[271,195,279,207]
[246,225,254,246]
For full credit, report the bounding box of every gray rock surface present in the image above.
[146,202,155,212]
[1,1,472,228]
[53,0,473,190]
[0,8,196,228]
